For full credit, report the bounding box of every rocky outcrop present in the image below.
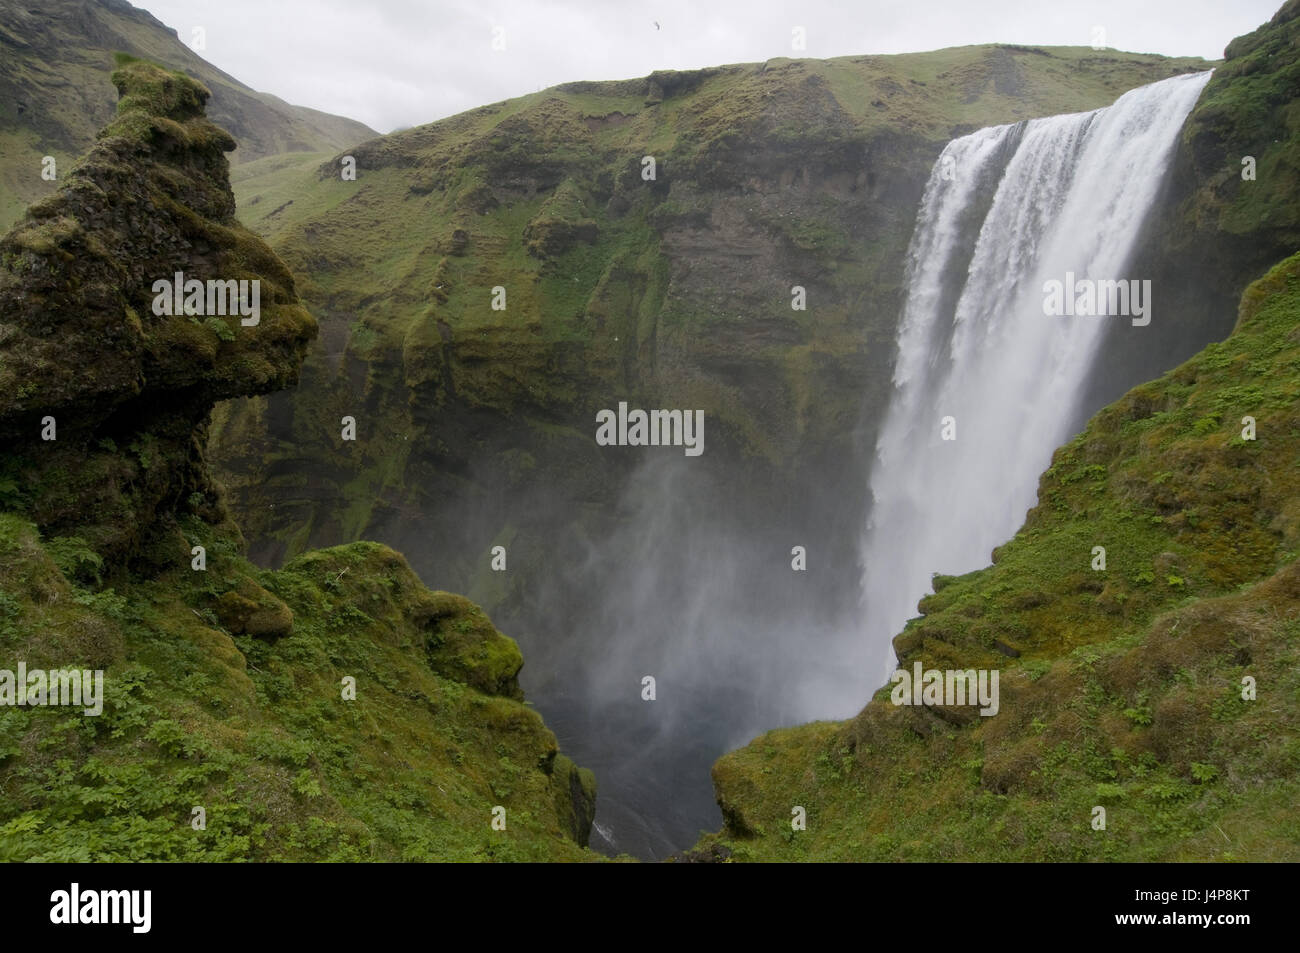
[0,60,315,572]
[0,61,596,862]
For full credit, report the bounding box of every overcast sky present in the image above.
[137,0,1282,134]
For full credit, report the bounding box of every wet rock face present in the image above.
[0,61,316,568]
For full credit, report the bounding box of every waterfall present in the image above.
[857,70,1214,690]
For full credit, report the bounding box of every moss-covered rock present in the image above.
[416,592,525,700]
[1092,0,1300,413]
[0,60,315,572]
[551,753,598,848]
[1186,0,1300,246]
[215,577,294,640]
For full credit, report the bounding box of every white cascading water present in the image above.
[857,70,1214,690]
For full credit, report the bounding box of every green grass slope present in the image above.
[688,251,1300,861]
[0,521,596,861]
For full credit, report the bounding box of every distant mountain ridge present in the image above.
[0,0,376,226]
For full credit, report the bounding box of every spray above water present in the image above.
[858,70,1214,691]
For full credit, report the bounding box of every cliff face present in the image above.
[1178,0,1300,269]
[0,0,376,228]
[0,61,594,861]
[212,44,1211,626]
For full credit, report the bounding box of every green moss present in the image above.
[0,512,597,861]
[214,577,294,639]
[551,754,598,847]
[418,592,526,699]
[1187,1,1300,239]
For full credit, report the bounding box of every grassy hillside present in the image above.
[0,0,375,229]
[0,520,596,861]
[687,251,1300,861]
[0,60,594,862]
